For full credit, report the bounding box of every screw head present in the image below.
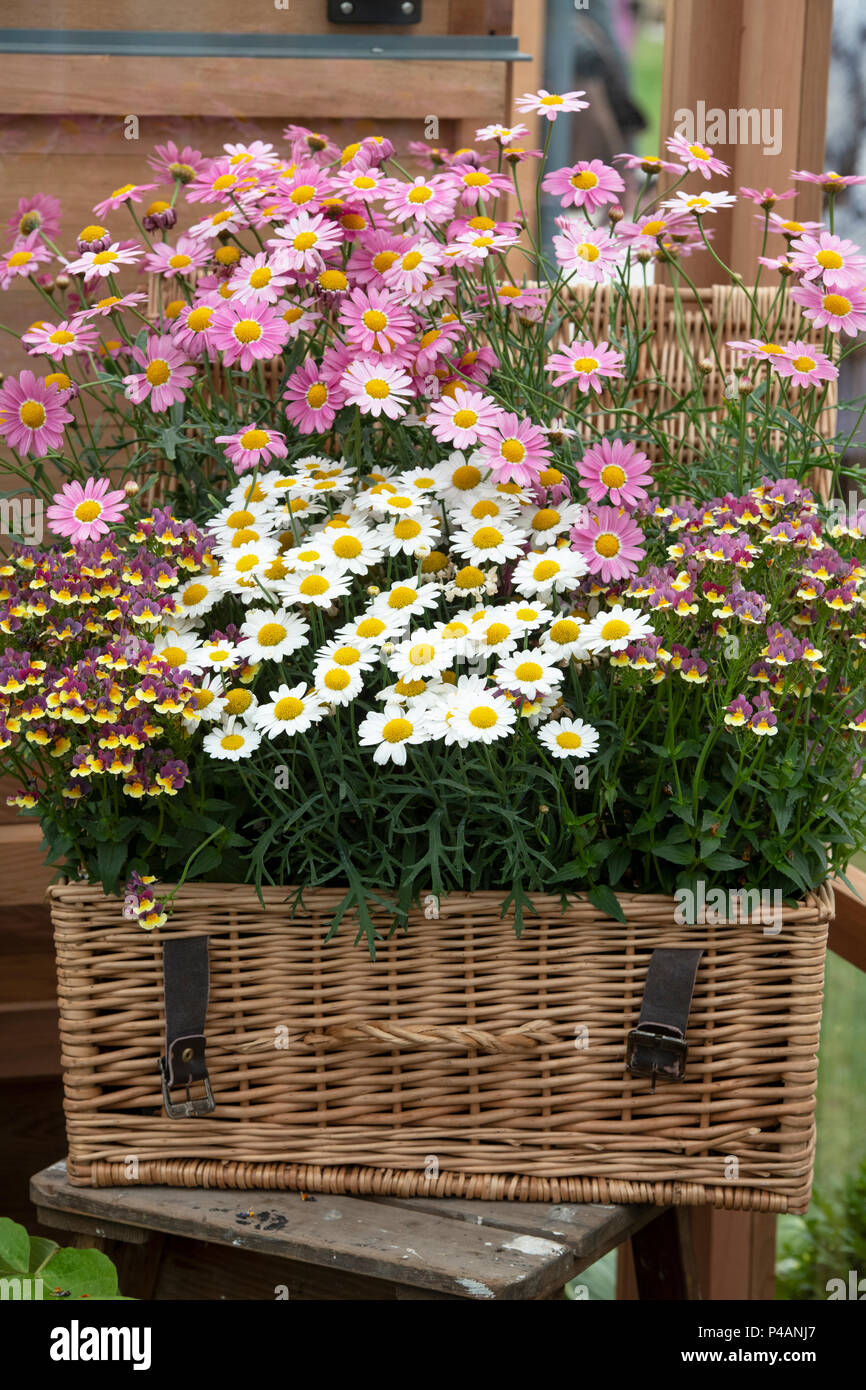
[340,1,354,13]
[181,1046,194,1062]
[402,1,415,11]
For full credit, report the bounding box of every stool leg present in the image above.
[629,1208,702,1301]
[73,1231,166,1301]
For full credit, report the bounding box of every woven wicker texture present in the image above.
[51,881,832,1211]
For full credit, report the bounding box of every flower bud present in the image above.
[169,161,196,185]
[123,480,140,498]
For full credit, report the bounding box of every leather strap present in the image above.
[159,936,215,1116]
[626,947,703,1086]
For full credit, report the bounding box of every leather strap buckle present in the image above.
[159,1057,215,1118]
[626,1024,688,1089]
[626,947,703,1089]
[159,936,214,1118]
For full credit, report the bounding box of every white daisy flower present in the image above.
[375,675,435,703]
[317,524,385,574]
[313,637,377,679]
[451,491,523,528]
[467,611,522,660]
[511,548,588,597]
[222,540,281,600]
[493,648,565,698]
[238,607,309,662]
[432,450,491,505]
[387,629,457,681]
[373,575,441,624]
[280,567,352,608]
[377,513,442,558]
[537,716,599,759]
[450,519,526,568]
[184,672,227,727]
[506,600,553,633]
[449,684,517,746]
[580,604,654,654]
[281,539,334,571]
[394,466,440,496]
[357,703,429,765]
[254,683,327,739]
[200,638,242,672]
[226,471,288,509]
[152,627,207,673]
[523,501,585,547]
[365,488,429,521]
[210,501,275,551]
[202,717,262,761]
[273,495,327,528]
[171,572,223,622]
[539,614,590,661]
[221,684,259,721]
[314,663,365,706]
[335,612,398,647]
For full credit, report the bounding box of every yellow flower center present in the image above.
[532,508,560,531]
[540,94,564,106]
[186,307,213,332]
[236,555,259,572]
[570,170,599,189]
[300,575,329,596]
[341,213,366,230]
[473,526,503,549]
[146,359,171,385]
[224,688,252,714]
[816,248,844,270]
[330,535,361,560]
[91,250,118,265]
[600,463,627,488]
[324,668,350,690]
[372,250,399,273]
[601,618,629,641]
[556,731,582,749]
[8,251,32,266]
[195,689,215,710]
[274,696,305,720]
[500,438,526,463]
[365,377,390,399]
[49,330,75,344]
[19,401,46,428]
[402,251,423,271]
[111,183,137,198]
[319,267,348,291]
[293,231,317,250]
[249,267,272,287]
[80,224,107,240]
[168,253,191,269]
[408,642,435,667]
[408,185,433,203]
[44,372,71,390]
[469,706,497,728]
[233,319,263,343]
[485,622,510,645]
[455,565,484,589]
[256,622,287,647]
[594,533,621,557]
[394,519,421,539]
[356,617,385,638]
[73,500,102,523]
[533,559,560,582]
[333,645,360,666]
[822,293,852,316]
[220,733,245,750]
[515,661,543,682]
[211,174,237,192]
[792,355,816,372]
[382,717,413,742]
[362,309,388,331]
[352,176,377,190]
[387,585,417,609]
[573,356,599,373]
[641,219,665,236]
[290,184,316,204]
[550,619,581,645]
[577,243,599,261]
[305,382,328,408]
[283,306,304,323]
[183,583,208,605]
[451,464,481,491]
[452,408,479,429]
[687,144,710,160]
[159,645,187,667]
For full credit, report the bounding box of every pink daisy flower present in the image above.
[0,234,52,290]
[577,439,653,508]
[383,176,456,226]
[544,340,625,393]
[170,296,221,356]
[142,235,211,280]
[788,231,866,290]
[347,229,410,287]
[788,283,866,335]
[614,153,685,176]
[21,317,98,361]
[662,189,737,215]
[426,387,502,448]
[92,181,157,219]
[476,412,552,486]
[475,122,529,144]
[551,222,624,283]
[228,251,295,305]
[268,210,343,274]
[442,164,513,208]
[122,335,195,412]
[185,160,250,205]
[77,290,148,320]
[64,241,142,278]
[277,297,321,341]
[766,212,824,237]
[515,89,589,121]
[5,193,61,241]
[665,133,730,179]
[283,358,346,433]
[339,286,414,353]
[0,370,73,457]
[147,141,206,181]
[570,506,646,583]
[382,239,444,295]
[209,301,291,369]
[739,185,795,208]
[411,317,464,375]
[772,341,838,389]
[616,211,688,249]
[215,424,288,475]
[46,477,127,544]
[726,337,793,364]
[335,166,390,202]
[791,170,866,190]
[342,358,414,420]
[273,165,337,215]
[542,159,625,212]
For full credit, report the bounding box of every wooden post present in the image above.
[659,0,833,286]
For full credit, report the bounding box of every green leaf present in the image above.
[703,850,746,871]
[28,1236,59,1272]
[0,1217,30,1273]
[653,843,696,866]
[40,1246,119,1300]
[586,884,627,923]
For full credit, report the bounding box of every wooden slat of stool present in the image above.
[33,1162,590,1300]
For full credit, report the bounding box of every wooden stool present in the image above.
[31,1161,698,1301]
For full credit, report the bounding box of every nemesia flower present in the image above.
[542,159,625,211]
[0,370,73,456]
[577,439,653,508]
[46,478,127,543]
[515,89,589,121]
[123,335,195,411]
[544,340,625,393]
[665,133,730,179]
[570,507,646,582]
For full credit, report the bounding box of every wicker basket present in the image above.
[51,880,833,1212]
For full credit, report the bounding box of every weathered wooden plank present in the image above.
[830,868,866,973]
[0,825,54,906]
[16,0,455,35]
[31,1161,574,1299]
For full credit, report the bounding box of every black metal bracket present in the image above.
[328,0,422,22]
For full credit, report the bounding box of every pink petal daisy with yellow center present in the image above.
[544,339,625,393]
[0,369,73,457]
[122,334,196,413]
[476,411,552,486]
[570,506,646,583]
[577,439,653,508]
[209,301,291,369]
[46,477,127,544]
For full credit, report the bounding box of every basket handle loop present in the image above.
[301,1019,560,1053]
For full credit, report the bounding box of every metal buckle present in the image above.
[159,1058,215,1118]
[626,1026,688,1089]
